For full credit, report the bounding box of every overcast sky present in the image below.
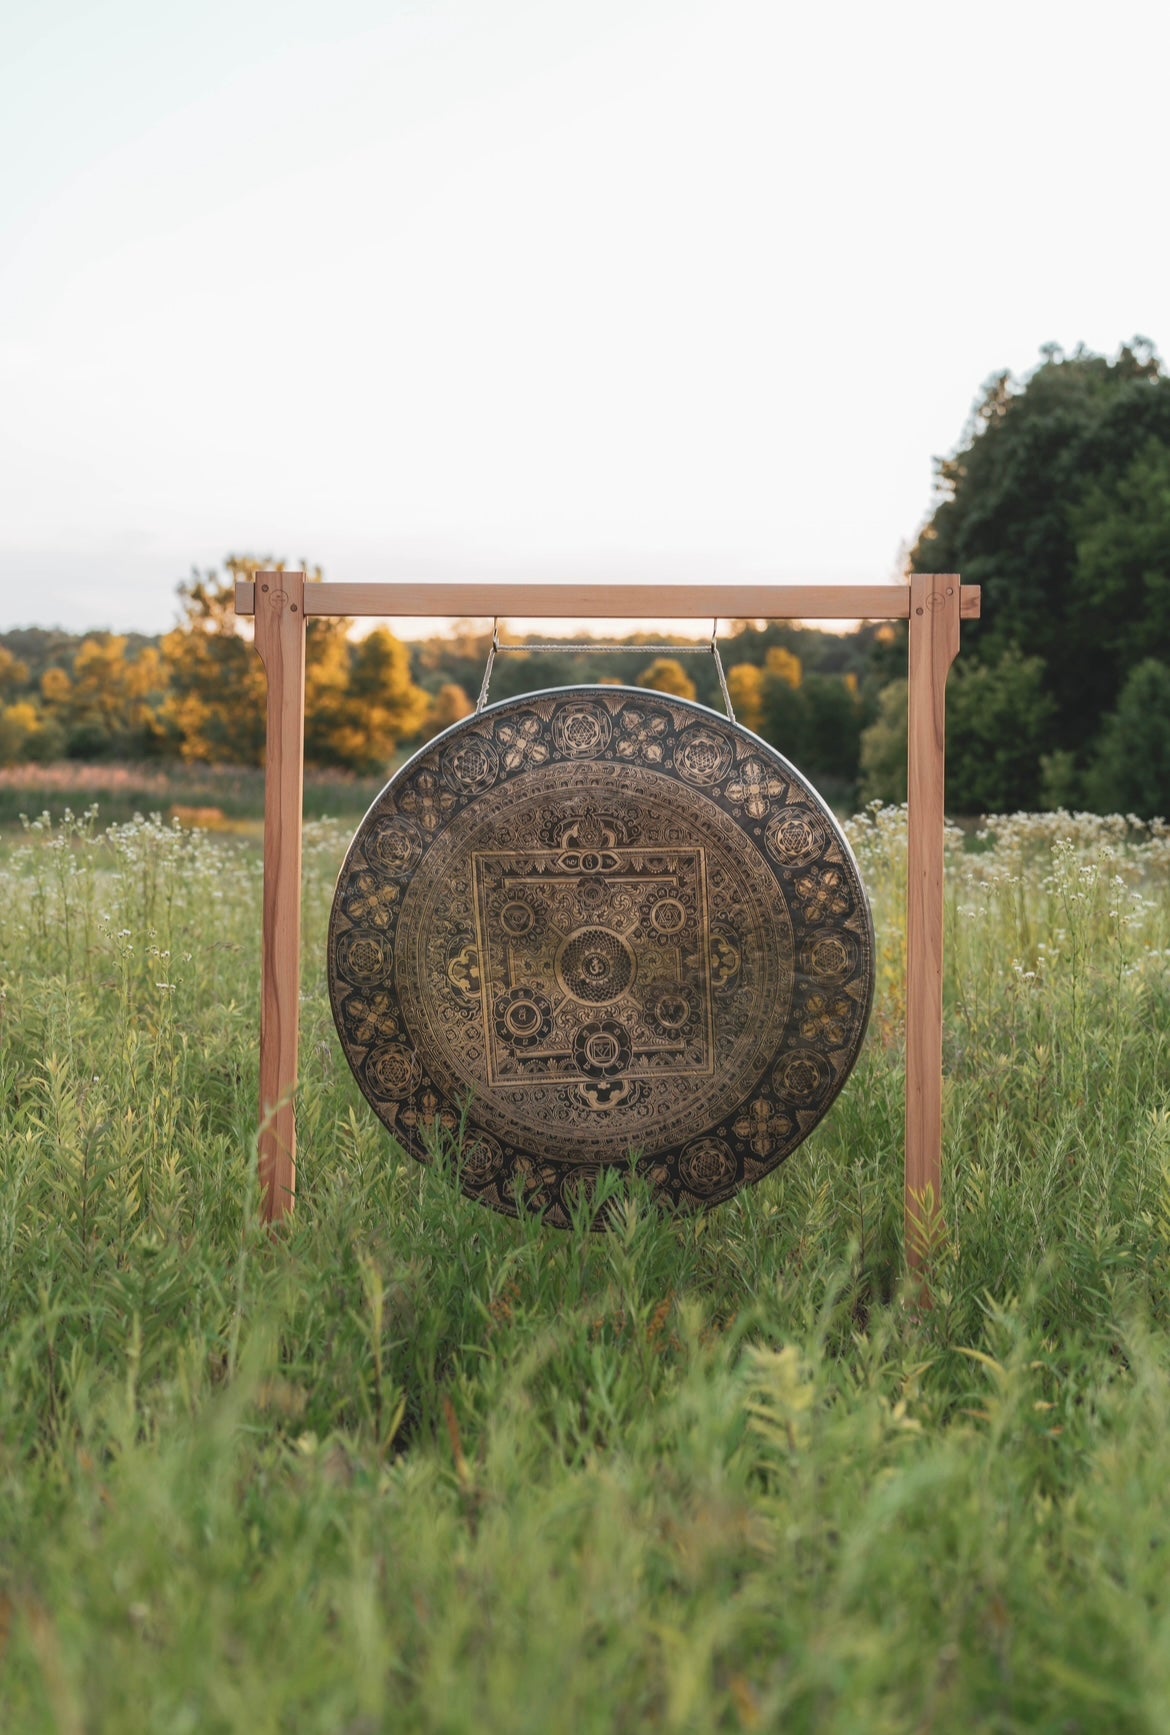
[2,0,1166,639]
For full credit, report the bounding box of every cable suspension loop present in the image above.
[474,618,737,721]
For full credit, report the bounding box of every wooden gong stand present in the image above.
[235,574,979,1271]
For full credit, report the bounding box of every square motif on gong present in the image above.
[472,848,715,1087]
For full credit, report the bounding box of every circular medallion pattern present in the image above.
[675,725,734,786]
[557,928,636,1004]
[327,687,873,1225]
[552,701,612,759]
[493,986,554,1049]
[336,930,392,986]
[765,805,828,867]
[441,737,499,796]
[679,1137,738,1195]
[366,818,423,876]
[365,1043,422,1100]
[573,1019,633,1078]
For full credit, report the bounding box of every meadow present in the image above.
[2,794,1170,1732]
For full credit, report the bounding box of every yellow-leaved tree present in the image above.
[764,646,803,688]
[727,663,765,734]
[0,646,28,693]
[162,560,272,762]
[56,636,168,757]
[305,627,431,771]
[0,648,39,764]
[424,682,474,738]
[163,558,430,768]
[0,702,42,765]
[636,657,697,701]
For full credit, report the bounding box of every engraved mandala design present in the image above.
[343,872,399,931]
[461,1131,504,1183]
[342,990,400,1046]
[493,986,554,1049]
[328,686,873,1224]
[499,894,544,939]
[335,930,391,986]
[765,805,828,868]
[774,1048,831,1103]
[573,1019,633,1078]
[800,930,858,984]
[557,928,636,1004]
[365,1043,422,1100]
[441,736,499,795]
[679,1137,738,1195]
[367,818,423,876]
[552,701,612,759]
[675,725,733,786]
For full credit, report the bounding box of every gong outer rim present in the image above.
[328,686,874,1224]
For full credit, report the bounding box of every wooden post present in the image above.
[252,570,306,1223]
[905,572,962,1268]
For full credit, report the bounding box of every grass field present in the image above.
[2,798,1170,1732]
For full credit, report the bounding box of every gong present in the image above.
[328,687,873,1224]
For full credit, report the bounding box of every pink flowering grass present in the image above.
[0,759,391,826]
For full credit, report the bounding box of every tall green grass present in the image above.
[2,803,1170,1731]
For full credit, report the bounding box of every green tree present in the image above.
[1066,439,1170,724]
[1085,660,1170,819]
[945,647,1054,813]
[913,338,1170,767]
[800,674,863,785]
[859,680,908,804]
[760,667,809,764]
[306,627,430,770]
[859,654,1055,814]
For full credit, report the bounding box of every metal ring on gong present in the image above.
[328,688,874,1225]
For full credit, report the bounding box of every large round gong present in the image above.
[328,687,873,1224]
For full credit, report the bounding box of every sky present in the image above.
[1,0,1167,641]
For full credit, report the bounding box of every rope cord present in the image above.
[474,618,501,713]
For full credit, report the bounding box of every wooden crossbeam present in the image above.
[235,578,981,623]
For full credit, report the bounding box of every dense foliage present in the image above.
[907,337,1170,815]
[1,801,1170,1729]
[0,561,435,776]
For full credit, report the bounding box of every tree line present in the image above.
[3,339,1169,816]
[0,558,880,803]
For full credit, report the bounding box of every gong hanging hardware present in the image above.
[475,618,736,721]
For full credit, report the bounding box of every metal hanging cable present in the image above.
[474,618,736,721]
